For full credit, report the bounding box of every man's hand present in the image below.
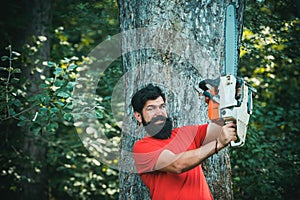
[218,122,237,148]
[205,96,210,104]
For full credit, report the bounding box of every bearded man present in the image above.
[132,84,237,200]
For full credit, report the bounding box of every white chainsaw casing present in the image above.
[218,75,253,147]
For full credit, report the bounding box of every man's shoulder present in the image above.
[133,131,175,153]
[134,135,164,148]
[133,136,153,152]
[173,124,207,134]
[135,128,178,144]
[133,124,208,152]
[135,135,155,144]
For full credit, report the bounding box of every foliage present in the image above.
[231,0,300,199]
[0,0,120,199]
[0,43,120,199]
[51,0,119,58]
[0,0,299,199]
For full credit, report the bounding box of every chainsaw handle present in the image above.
[198,78,220,91]
[199,81,215,103]
[199,80,209,91]
[230,140,244,147]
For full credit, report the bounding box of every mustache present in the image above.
[143,116,173,139]
[144,115,167,126]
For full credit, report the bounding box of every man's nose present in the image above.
[154,107,164,116]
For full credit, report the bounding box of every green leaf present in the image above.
[39,95,51,104]
[0,77,8,81]
[55,101,65,106]
[32,127,42,136]
[11,78,20,83]
[12,51,21,56]
[46,122,59,132]
[84,112,96,119]
[54,67,63,75]
[19,115,27,120]
[57,91,70,98]
[17,120,27,126]
[39,107,49,115]
[47,61,56,68]
[12,68,21,73]
[8,107,16,115]
[63,113,73,121]
[62,57,71,63]
[95,110,103,119]
[1,56,10,61]
[13,99,22,107]
[40,83,48,89]
[68,64,77,70]
[50,107,60,113]
[67,82,77,90]
[65,103,73,109]
[0,67,8,71]
[54,79,66,87]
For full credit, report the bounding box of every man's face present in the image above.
[134,96,172,139]
[141,96,168,124]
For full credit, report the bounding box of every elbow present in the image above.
[171,157,201,174]
[174,169,186,174]
[172,168,184,174]
[157,160,188,174]
[171,162,190,174]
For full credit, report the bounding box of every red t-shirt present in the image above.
[133,124,213,200]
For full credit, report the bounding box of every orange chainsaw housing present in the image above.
[208,87,220,120]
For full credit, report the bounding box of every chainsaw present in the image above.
[197,4,256,147]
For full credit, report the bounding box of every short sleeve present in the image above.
[170,124,208,152]
[133,139,165,174]
[194,124,208,148]
[132,124,208,174]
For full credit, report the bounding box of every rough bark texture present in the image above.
[21,0,52,199]
[118,0,245,199]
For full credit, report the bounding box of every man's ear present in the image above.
[134,111,142,124]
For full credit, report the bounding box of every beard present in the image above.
[142,115,173,139]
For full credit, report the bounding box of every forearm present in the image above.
[157,139,225,174]
[203,123,223,145]
[155,123,236,174]
[174,139,224,173]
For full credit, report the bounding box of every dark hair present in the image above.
[131,84,166,113]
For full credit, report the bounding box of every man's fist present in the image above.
[218,122,237,147]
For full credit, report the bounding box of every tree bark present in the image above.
[118,0,245,199]
[21,0,52,199]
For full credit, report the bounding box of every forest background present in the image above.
[0,0,299,199]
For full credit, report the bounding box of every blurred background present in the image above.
[0,0,299,199]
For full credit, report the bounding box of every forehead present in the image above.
[144,96,165,107]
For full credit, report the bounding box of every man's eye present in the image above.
[160,104,166,109]
[147,107,154,111]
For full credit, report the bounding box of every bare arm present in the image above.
[154,123,237,174]
[203,123,223,145]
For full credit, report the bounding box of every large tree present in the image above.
[4,0,52,199]
[118,0,245,199]
[22,1,52,199]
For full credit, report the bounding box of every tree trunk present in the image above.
[21,0,52,199]
[118,0,245,199]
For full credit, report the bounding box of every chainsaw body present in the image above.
[197,3,256,147]
[199,75,256,147]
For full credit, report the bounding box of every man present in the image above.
[132,84,237,200]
